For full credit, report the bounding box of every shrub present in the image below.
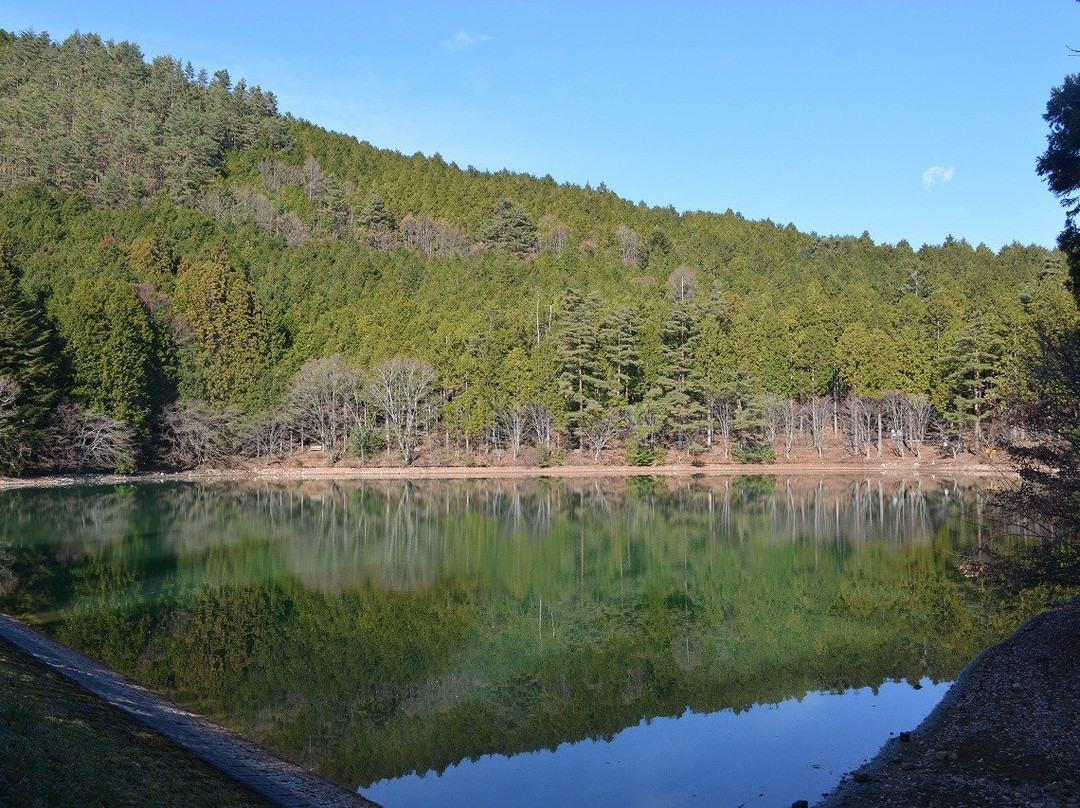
[732,443,776,464]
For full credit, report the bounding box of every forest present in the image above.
[1,29,1076,475]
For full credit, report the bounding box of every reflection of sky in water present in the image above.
[363,678,949,808]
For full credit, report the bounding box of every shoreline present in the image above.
[817,594,1080,806]
[0,458,1014,491]
[0,612,379,807]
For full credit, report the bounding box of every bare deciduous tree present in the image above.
[538,220,569,256]
[905,394,936,459]
[668,266,698,302]
[808,396,830,457]
[286,355,367,463]
[843,396,878,460]
[369,358,436,465]
[41,400,136,473]
[496,407,527,459]
[578,409,623,461]
[780,398,799,459]
[706,394,733,459]
[615,225,641,266]
[156,400,240,469]
[525,402,555,451]
[882,391,907,458]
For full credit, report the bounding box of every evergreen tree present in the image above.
[942,311,1002,452]
[0,259,58,471]
[176,239,270,408]
[54,274,155,433]
[647,298,705,447]
[600,304,642,405]
[552,289,608,446]
[480,198,537,256]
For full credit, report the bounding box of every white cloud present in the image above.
[445,30,490,52]
[921,165,955,190]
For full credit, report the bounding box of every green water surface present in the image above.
[0,475,1040,805]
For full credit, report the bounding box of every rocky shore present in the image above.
[817,595,1080,807]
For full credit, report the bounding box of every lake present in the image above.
[0,475,1031,807]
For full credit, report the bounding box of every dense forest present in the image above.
[1,29,1076,475]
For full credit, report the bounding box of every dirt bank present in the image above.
[818,595,1080,807]
[0,454,1011,490]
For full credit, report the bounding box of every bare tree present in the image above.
[496,407,527,459]
[808,396,830,457]
[155,400,240,469]
[538,216,570,256]
[525,402,555,451]
[286,355,366,463]
[843,396,877,460]
[779,398,799,459]
[882,391,907,458]
[578,409,623,461]
[668,266,698,302]
[763,395,783,445]
[706,394,733,459]
[41,401,136,473]
[369,358,437,465]
[236,411,295,462]
[905,394,936,459]
[615,225,641,266]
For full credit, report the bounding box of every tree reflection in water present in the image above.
[0,476,1039,793]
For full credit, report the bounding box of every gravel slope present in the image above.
[818,596,1080,807]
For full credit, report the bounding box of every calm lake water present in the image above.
[0,475,1030,807]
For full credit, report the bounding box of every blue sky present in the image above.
[3,1,1079,250]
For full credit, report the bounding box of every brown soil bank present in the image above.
[818,595,1080,807]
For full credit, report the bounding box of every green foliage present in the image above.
[0,30,288,206]
[0,26,1076,472]
[0,258,58,471]
[53,275,157,432]
[731,442,776,464]
[175,239,271,408]
[625,438,660,466]
[480,198,537,256]
[535,445,563,467]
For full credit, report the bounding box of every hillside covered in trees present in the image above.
[0,29,1075,475]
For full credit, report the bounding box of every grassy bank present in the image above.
[0,637,270,808]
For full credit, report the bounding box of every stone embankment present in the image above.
[0,613,380,808]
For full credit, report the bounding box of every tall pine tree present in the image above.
[0,258,58,472]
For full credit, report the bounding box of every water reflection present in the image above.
[0,475,1024,802]
[365,677,952,808]
[1,475,981,590]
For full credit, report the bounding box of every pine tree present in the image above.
[0,259,58,472]
[943,311,1002,452]
[600,304,642,405]
[552,289,609,447]
[480,198,537,256]
[648,299,705,447]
